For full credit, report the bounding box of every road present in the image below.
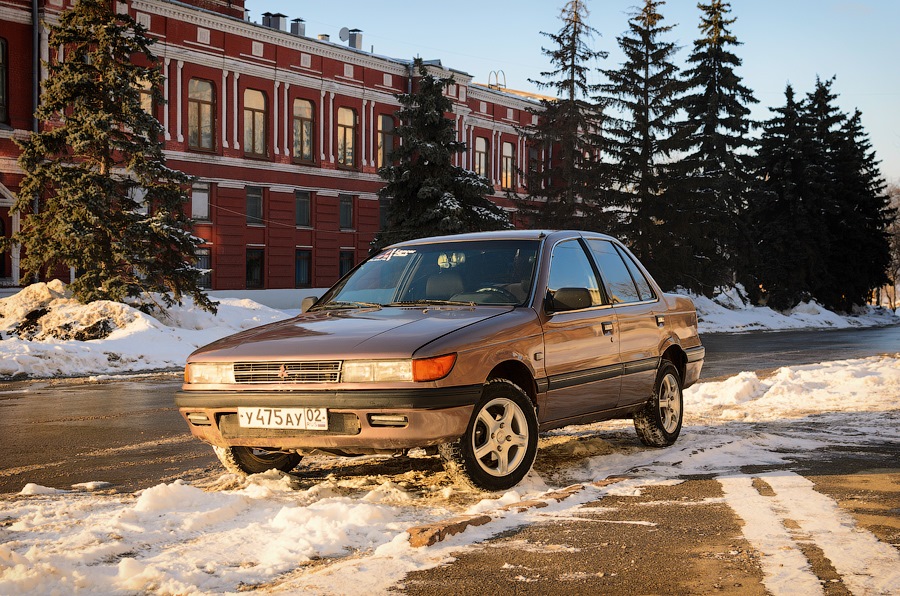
[0,324,898,494]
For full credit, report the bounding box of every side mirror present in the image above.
[301,296,319,313]
[547,287,592,312]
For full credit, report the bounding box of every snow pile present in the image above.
[0,281,897,380]
[689,286,898,333]
[0,283,292,379]
[1,355,899,594]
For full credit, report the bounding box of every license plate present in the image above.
[237,407,328,430]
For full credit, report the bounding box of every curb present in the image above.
[406,476,631,548]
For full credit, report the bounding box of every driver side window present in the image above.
[547,240,603,308]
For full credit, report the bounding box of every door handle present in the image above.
[601,321,614,335]
[655,315,665,327]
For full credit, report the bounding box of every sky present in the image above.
[248,0,900,184]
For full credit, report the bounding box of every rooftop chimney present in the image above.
[348,29,363,50]
[261,12,287,31]
[318,34,330,42]
[291,18,306,37]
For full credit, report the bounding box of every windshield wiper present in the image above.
[311,301,383,311]
[388,299,476,307]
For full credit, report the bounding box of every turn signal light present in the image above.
[412,353,457,382]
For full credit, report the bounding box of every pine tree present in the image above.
[749,85,826,310]
[5,0,215,312]
[518,0,608,230]
[668,0,757,295]
[817,107,892,310]
[595,0,682,285]
[372,58,510,250]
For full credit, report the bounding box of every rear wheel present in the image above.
[634,360,683,447]
[213,446,302,476]
[440,379,538,491]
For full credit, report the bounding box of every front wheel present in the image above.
[440,379,538,491]
[633,360,683,447]
[213,446,302,476]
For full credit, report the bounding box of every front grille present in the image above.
[218,412,361,437]
[233,361,342,384]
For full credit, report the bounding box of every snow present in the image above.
[1,283,899,593]
[1,281,896,380]
[0,355,898,594]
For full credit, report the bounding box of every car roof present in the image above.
[388,229,619,248]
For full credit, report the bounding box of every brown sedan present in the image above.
[176,230,704,491]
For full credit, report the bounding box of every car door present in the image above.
[585,239,664,408]
[539,239,621,423]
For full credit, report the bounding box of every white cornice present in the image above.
[162,150,384,185]
[0,3,31,24]
[132,0,410,76]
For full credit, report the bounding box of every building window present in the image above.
[246,248,264,289]
[377,114,395,169]
[292,98,315,163]
[474,137,489,177]
[295,190,311,227]
[187,78,215,150]
[138,78,154,116]
[196,247,211,289]
[295,249,312,287]
[246,186,263,225]
[339,250,355,277]
[339,194,354,230]
[0,38,7,124]
[337,107,356,168]
[191,182,210,221]
[243,89,267,157]
[501,141,516,189]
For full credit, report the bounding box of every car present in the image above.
[176,230,705,491]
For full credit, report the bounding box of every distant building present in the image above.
[0,0,540,290]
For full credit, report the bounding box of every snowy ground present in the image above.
[0,281,897,380]
[1,354,898,594]
[1,283,899,594]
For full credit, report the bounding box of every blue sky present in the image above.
[250,1,900,183]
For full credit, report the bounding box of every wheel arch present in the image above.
[487,359,537,406]
[660,343,687,383]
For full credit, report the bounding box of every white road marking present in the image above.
[719,474,824,595]
[720,471,900,596]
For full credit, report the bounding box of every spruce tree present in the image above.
[518,0,608,230]
[817,108,892,310]
[5,0,215,312]
[595,0,682,285]
[749,85,826,310]
[372,58,510,250]
[669,0,757,295]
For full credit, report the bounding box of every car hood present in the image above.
[188,306,511,361]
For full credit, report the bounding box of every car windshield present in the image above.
[312,240,540,309]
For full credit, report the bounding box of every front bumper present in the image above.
[175,385,482,452]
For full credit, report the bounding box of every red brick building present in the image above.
[0,0,540,290]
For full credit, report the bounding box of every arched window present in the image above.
[187,78,215,150]
[337,107,357,168]
[474,137,489,177]
[501,141,516,189]
[243,89,267,157]
[293,98,315,163]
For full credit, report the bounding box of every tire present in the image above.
[634,360,683,447]
[213,446,302,476]
[440,379,538,491]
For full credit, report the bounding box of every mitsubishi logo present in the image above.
[277,364,290,380]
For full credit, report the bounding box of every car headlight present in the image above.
[342,360,413,383]
[184,362,235,384]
